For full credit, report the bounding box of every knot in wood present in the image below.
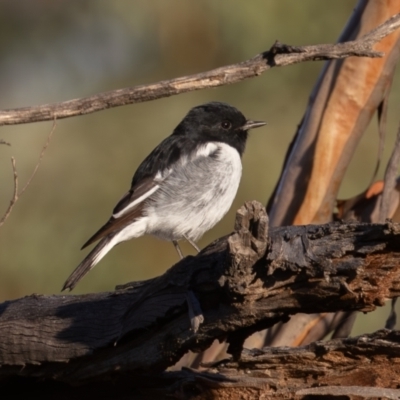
[231,200,269,256]
[225,201,269,295]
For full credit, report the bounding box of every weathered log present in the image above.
[1,200,400,389]
[3,330,400,399]
[130,330,400,399]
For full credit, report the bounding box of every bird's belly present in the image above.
[148,194,236,241]
[145,143,242,241]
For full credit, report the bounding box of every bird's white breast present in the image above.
[144,142,242,241]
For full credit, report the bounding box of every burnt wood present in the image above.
[1,200,400,393]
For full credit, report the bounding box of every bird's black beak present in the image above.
[242,120,266,131]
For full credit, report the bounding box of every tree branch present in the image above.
[1,14,399,127]
[0,157,18,227]
[3,330,400,399]
[0,201,400,388]
[164,330,400,399]
[18,119,56,196]
[380,120,400,221]
[0,120,56,227]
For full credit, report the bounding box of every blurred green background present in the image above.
[1,1,399,335]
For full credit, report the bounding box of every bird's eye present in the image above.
[221,120,232,130]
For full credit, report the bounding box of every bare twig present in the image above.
[0,14,399,127]
[0,119,56,227]
[19,119,56,196]
[0,157,18,227]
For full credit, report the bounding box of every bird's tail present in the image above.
[62,235,116,291]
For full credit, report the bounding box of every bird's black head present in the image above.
[174,102,266,156]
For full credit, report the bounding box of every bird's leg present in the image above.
[172,240,184,259]
[172,236,204,332]
[183,235,201,253]
[173,238,204,331]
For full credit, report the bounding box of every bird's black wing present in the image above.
[81,135,197,249]
[130,134,196,187]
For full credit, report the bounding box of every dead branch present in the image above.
[265,2,400,350]
[217,329,400,397]
[0,120,56,227]
[380,120,400,221]
[147,330,400,400]
[3,331,400,400]
[168,330,400,400]
[0,157,18,227]
[18,118,56,196]
[0,201,400,390]
[268,9,400,227]
[1,14,399,127]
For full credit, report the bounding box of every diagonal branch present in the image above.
[0,157,18,227]
[0,119,56,227]
[379,119,400,222]
[19,118,56,196]
[1,14,400,127]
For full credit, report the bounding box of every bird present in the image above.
[62,102,266,291]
